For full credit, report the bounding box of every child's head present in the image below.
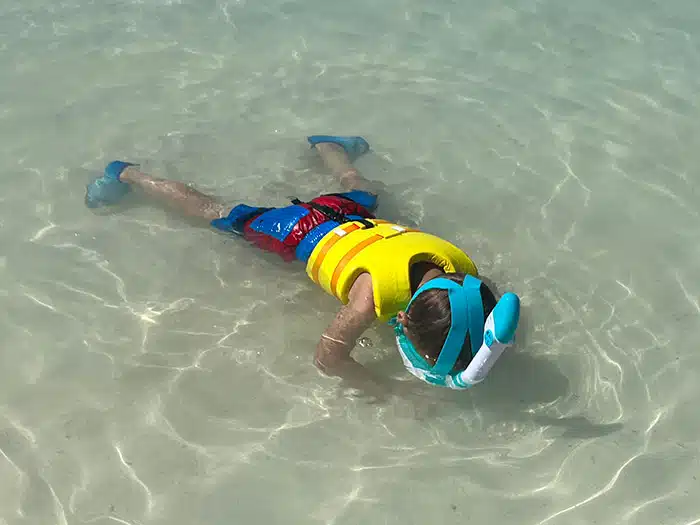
[398,273,498,372]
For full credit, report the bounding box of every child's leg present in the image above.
[120,167,227,222]
[308,134,385,195]
[314,142,374,192]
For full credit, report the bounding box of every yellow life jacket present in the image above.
[305,219,478,321]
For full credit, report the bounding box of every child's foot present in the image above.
[85,161,136,209]
[307,135,370,161]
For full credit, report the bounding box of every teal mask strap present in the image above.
[462,275,485,357]
[431,280,469,375]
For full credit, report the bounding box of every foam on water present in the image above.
[2,0,700,524]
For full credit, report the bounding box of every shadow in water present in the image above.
[466,351,623,439]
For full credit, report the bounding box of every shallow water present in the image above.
[2,0,700,524]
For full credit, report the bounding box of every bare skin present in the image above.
[118,142,440,396]
[119,169,228,221]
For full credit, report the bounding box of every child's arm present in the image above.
[314,273,387,395]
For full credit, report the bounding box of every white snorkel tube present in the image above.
[453,292,519,387]
[392,275,520,389]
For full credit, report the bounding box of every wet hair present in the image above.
[405,273,497,372]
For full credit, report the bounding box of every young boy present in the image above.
[85,135,520,392]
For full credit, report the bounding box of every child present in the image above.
[86,135,520,392]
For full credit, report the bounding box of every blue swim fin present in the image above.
[307,135,370,161]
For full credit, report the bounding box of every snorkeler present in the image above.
[85,136,520,392]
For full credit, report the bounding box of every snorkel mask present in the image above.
[390,275,520,389]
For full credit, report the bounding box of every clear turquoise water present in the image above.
[2,0,700,524]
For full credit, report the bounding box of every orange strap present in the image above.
[328,222,417,295]
[330,234,384,296]
[309,223,360,283]
[309,219,399,293]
